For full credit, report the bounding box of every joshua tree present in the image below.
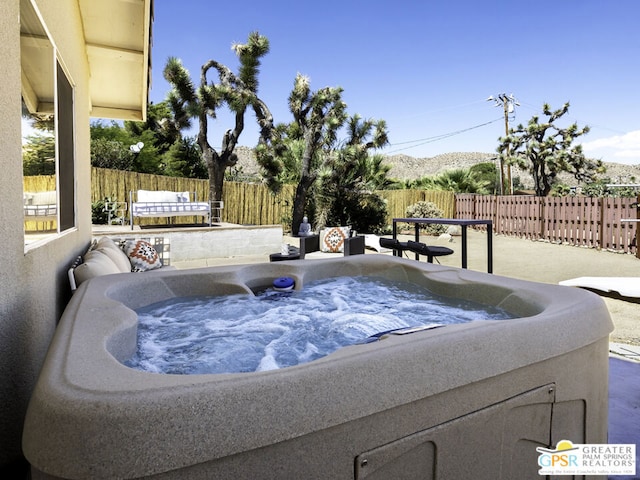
[497,102,603,196]
[125,101,182,158]
[257,75,391,233]
[163,32,273,202]
[256,73,348,233]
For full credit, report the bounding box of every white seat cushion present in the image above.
[73,250,122,286]
[94,237,132,273]
[137,190,181,203]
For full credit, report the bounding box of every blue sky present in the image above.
[149,0,640,165]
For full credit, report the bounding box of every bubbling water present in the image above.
[125,276,513,374]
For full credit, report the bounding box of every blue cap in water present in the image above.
[273,276,295,291]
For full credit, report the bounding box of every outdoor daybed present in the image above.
[24,190,57,228]
[129,190,221,229]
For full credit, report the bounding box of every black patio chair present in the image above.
[379,237,411,255]
[406,240,454,263]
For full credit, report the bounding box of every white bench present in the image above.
[129,190,222,230]
[24,190,57,229]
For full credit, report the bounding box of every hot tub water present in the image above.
[126,276,513,374]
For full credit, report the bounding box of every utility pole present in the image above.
[487,93,519,194]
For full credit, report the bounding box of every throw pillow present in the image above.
[122,240,163,272]
[177,191,190,202]
[320,226,351,253]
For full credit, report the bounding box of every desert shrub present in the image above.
[91,196,120,224]
[321,191,388,234]
[348,192,388,234]
[405,201,447,235]
[91,199,108,224]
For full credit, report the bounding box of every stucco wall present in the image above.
[0,0,93,474]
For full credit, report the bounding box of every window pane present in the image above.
[21,0,58,243]
[57,61,75,231]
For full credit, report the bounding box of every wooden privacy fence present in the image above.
[89,168,455,228]
[457,194,639,254]
[35,169,637,254]
[377,189,455,220]
[222,182,295,226]
[91,168,210,227]
[91,168,297,227]
[92,169,210,202]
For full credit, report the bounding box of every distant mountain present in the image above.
[234,146,640,188]
[383,152,640,187]
[383,152,496,180]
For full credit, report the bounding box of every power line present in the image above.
[385,117,503,155]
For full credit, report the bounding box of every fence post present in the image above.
[536,196,544,241]
[598,197,605,250]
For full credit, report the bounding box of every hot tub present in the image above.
[23,255,613,479]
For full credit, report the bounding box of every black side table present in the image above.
[269,252,301,262]
[269,245,301,262]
